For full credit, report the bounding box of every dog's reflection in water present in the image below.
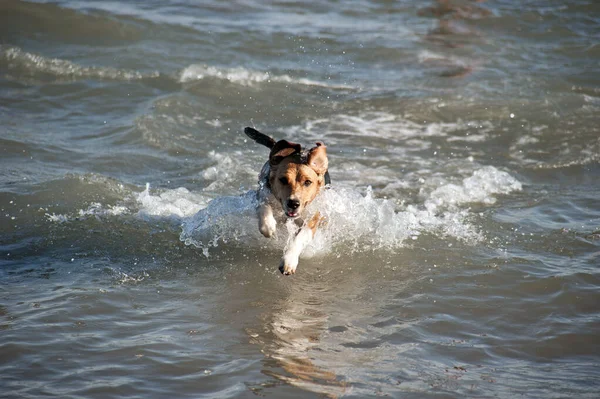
[249,280,348,398]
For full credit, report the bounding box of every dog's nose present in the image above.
[287,199,300,210]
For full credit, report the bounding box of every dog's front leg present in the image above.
[280,212,323,275]
[258,202,277,238]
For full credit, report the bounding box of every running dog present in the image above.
[244,127,330,275]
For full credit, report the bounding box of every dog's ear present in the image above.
[307,142,328,176]
[269,140,302,165]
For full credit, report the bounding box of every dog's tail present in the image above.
[244,127,276,149]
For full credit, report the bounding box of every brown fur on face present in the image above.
[269,143,328,218]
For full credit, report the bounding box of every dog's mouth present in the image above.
[285,209,300,218]
[283,204,301,218]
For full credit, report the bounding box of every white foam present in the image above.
[287,112,493,142]
[179,191,265,257]
[175,166,522,257]
[418,50,469,67]
[79,202,129,217]
[48,165,520,257]
[200,151,257,192]
[424,166,522,213]
[45,202,129,223]
[179,64,354,89]
[418,50,447,63]
[176,185,477,258]
[1,46,159,81]
[136,184,208,220]
[46,213,71,223]
[43,184,205,224]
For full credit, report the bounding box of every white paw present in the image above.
[259,215,277,238]
[279,255,298,275]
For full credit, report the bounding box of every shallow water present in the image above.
[1,0,599,398]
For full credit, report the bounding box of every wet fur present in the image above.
[244,127,328,275]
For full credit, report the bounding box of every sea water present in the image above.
[1,0,599,397]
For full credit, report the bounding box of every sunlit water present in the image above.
[1,0,599,398]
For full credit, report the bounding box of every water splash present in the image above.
[179,191,264,257]
[424,166,522,213]
[41,166,521,259]
[136,184,208,220]
[173,166,522,257]
[45,202,129,223]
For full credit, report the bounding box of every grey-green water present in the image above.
[1,0,599,397]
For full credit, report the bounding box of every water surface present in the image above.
[1,0,599,397]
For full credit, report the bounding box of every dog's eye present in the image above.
[304,180,312,187]
[279,177,288,185]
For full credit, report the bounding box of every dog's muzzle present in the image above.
[285,199,301,218]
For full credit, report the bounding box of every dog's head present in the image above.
[268,140,328,218]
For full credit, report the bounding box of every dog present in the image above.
[244,127,330,275]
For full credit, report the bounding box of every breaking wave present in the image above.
[0,46,160,82]
[179,64,355,90]
[0,46,354,89]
